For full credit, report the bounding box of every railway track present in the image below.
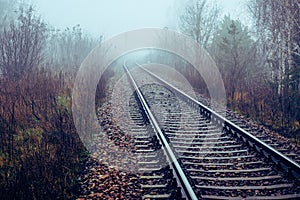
[123,63,300,200]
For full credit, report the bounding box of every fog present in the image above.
[33,0,246,37]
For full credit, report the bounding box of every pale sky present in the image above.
[33,0,247,38]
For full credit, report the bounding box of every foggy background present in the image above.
[33,0,246,37]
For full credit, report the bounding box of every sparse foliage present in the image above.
[46,25,99,72]
[0,69,86,199]
[0,5,47,80]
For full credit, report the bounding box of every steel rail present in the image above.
[123,64,198,200]
[138,64,300,179]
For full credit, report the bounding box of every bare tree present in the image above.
[248,0,300,127]
[0,5,47,80]
[179,0,221,49]
[45,25,99,72]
